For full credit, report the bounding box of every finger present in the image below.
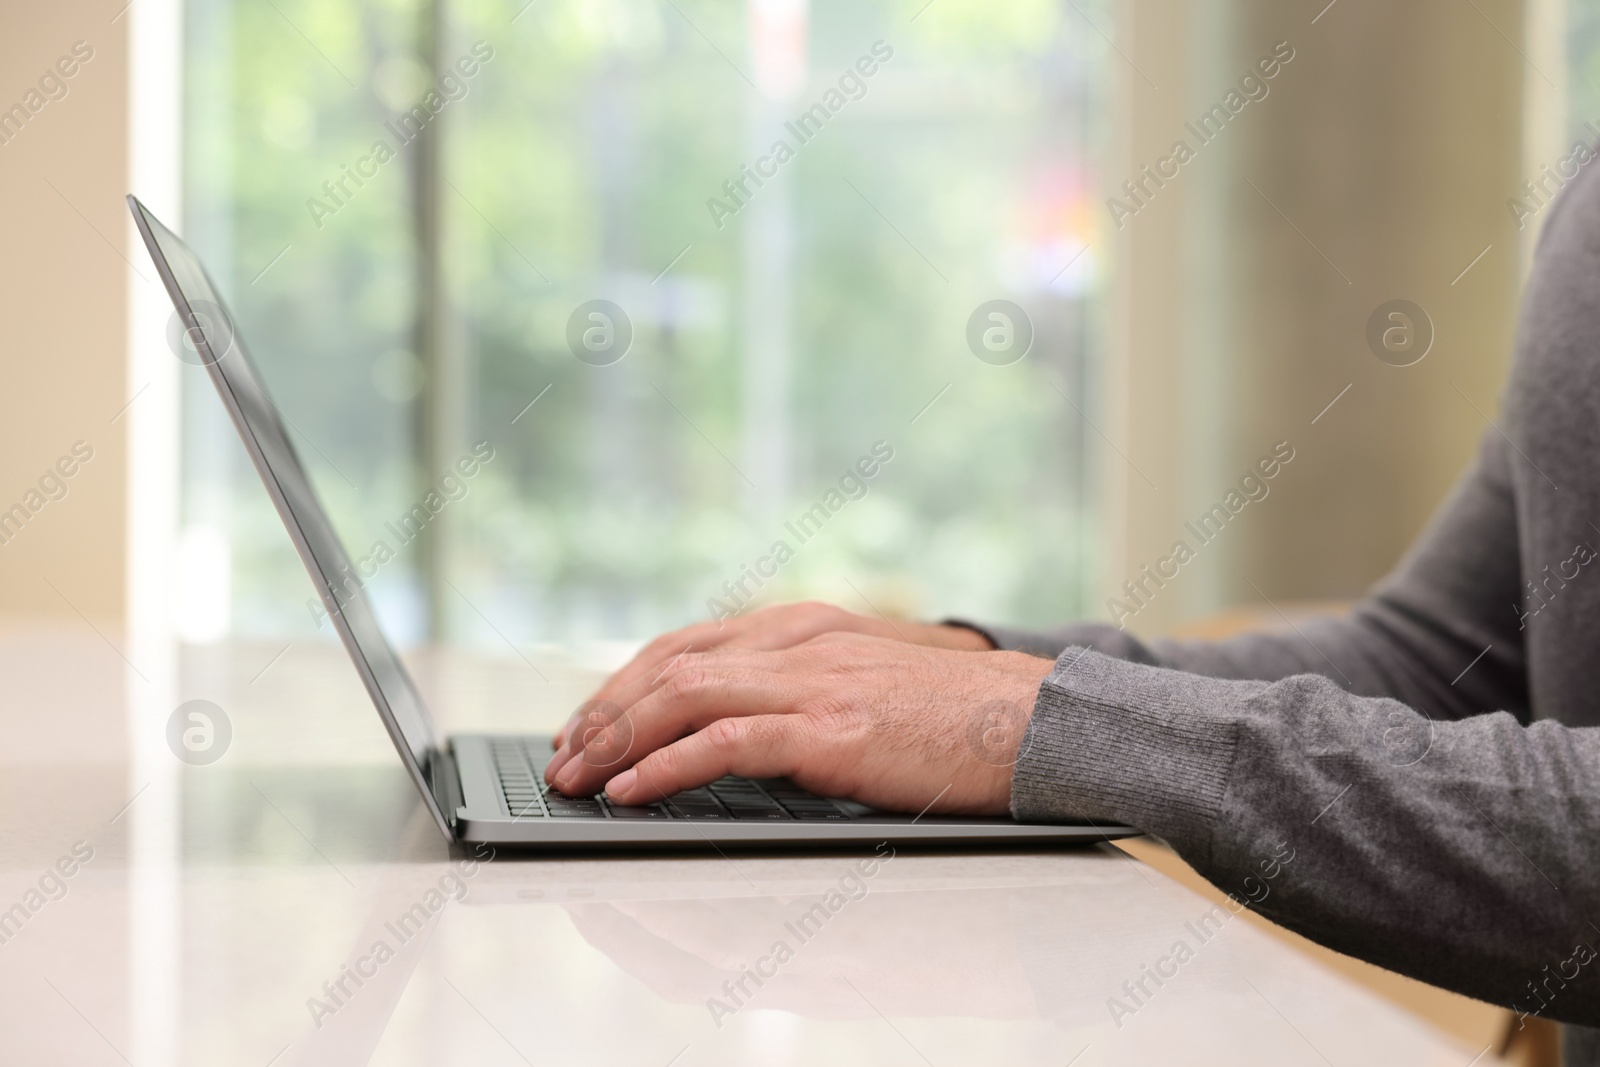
[603,715,808,805]
[596,621,734,698]
[553,632,710,749]
[589,607,869,720]
[545,648,787,783]
[569,602,875,741]
[717,609,876,653]
[549,663,799,794]
[554,621,751,748]
[550,665,805,796]
[545,698,632,783]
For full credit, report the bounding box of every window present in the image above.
[181,0,1112,649]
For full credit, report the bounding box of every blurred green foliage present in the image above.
[183,0,1111,646]
[1571,1,1600,137]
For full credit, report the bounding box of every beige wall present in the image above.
[0,4,130,628]
[1111,0,1527,634]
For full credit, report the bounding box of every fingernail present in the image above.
[545,748,571,782]
[605,768,637,800]
[552,763,577,793]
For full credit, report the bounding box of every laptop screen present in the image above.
[128,197,446,818]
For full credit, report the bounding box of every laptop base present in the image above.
[447,734,1135,848]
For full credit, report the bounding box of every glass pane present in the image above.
[1570,0,1600,134]
[184,0,432,644]
[183,0,1112,648]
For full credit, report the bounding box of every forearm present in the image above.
[1013,647,1600,1027]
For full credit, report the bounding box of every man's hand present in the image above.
[543,632,1053,816]
[552,602,993,748]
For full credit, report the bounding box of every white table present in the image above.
[0,633,1496,1066]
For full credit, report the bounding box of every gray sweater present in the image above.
[979,149,1600,1060]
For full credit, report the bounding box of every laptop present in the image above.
[129,195,1133,848]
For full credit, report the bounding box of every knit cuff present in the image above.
[1011,647,1243,863]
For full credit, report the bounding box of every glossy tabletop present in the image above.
[0,630,1495,1066]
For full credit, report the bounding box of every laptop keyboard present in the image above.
[489,738,849,821]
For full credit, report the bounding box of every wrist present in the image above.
[930,622,996,651]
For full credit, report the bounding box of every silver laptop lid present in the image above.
[128,195,453,838]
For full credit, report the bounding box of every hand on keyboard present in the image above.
[552,602,993,750]
[543,632,1053,817]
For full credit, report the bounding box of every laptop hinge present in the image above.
[427,746,463,834]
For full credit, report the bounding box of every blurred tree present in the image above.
[182,0,1111,647]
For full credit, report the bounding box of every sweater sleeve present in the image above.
[959,428,1531,725]
[1012,646,1600,1028]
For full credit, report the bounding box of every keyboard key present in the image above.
[607,805,669,819]
[665,809,724,820]
[794,811,849,820]
[726,809,790,820]
[546,809,607,819]
[714,791,776,803]
[664,797,723,810]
